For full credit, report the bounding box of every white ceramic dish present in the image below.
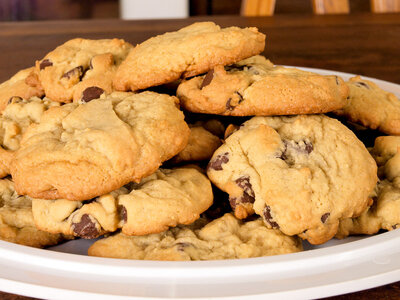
[0,67,399,299]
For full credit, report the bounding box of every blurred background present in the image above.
[0,0,375,21]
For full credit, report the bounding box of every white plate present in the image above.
[1,67,400,300]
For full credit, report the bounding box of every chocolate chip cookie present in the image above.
[34,38,133,102]
[0,67,44,113]
[0,96,60,178]
[11,91,190,200]
[32,167,213,238]
[0,178,65,248]
[207,115,377,244]
[177,56,348,116]
[113,22,265,91]
[88,213,302,260]
[334,76,400,135]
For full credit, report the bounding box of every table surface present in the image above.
[0,13,400,299]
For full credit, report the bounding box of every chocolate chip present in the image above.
[207,152,229,171]
[280,140,313,161]
[7,96,22,105]
[321,213,330,223]
[81,86,104,102]
[72,214,100,239]
[39,59,53,70]
[393,224,398,230]
[226,91,244,111]
[355,81,370,89]
[118,205,127,223]
[226,98,234,111]
[200,70,214,89]
[175,242,193,251]
[263,205,279,229]
[335,76,340,85]
[62,66,84,80]
[229,176,255,210]
[304,141,313,154]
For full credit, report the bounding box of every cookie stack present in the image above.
[0,21,398,261]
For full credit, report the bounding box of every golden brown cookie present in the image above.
[88,213,302,260]
[32,167,213,238]
[177,56,348,116]
[334,76,400,135]
[34,38,133,103]
[11,91,190,201]
[113,22,265,91]
[207,115,377,244]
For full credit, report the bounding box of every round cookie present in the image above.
[0,96,60,178]
[88,213,302,261]
[113,22,265,92]
[177,56,348,116]
[11,91,190,201]
[337,136,400,238]
[34,38,133,103]
[0,178,65,248]
[207,115,377,244]
[0,67,44,113]
[32,167,213,238]
[334,76,400,135]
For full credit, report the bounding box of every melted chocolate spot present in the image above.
[81,86,104,102]
[40,59,53,70]
[229,176,255,210]
[355,81,370,89]
[118,205,127,223]
[393,224,398,230]
[200,70,214,89]
[321,213,330,223]
[72,214,99,239]
[263,205,279,229]
[207,152,229,171]
[62,66,84,80]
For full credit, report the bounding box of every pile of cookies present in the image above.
[0,21,399,261]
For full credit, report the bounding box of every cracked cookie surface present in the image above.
[207,115,377,244]
[334,76,400,135]
[177,56,348,116]
[88,213,302,260]
[34,38,133,103]
[113,22,265,92]
[11,91,190,200]
[32,167,213,238]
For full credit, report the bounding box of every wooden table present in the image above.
[0,13,399,299]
